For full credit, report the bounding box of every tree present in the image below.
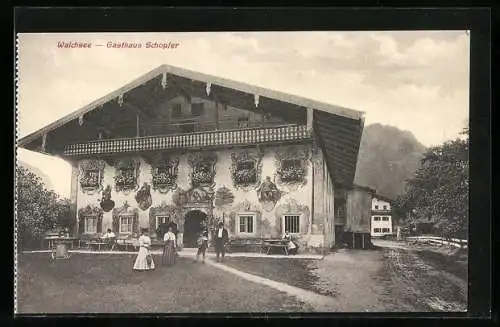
[16,166,71,250]
[396,129,469,240]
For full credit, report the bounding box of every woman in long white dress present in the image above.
[133,229,155,271]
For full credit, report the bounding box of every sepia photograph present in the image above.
[15,31,469,313]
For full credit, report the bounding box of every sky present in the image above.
[16,31,470,198]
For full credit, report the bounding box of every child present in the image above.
[195,230,209,263]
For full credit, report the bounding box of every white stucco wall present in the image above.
[74,143,317,246]
[370,215,393,236]
[372,198,391,211]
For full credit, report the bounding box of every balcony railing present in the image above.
[64,124,311,156]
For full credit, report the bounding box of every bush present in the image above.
[16,166,71,250]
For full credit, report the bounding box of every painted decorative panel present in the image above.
[99,185,115,212]
[230,148,263,191]
[275,146,310,189]
[256,176,283,212]
[79,159,105,194]
[145,153,179,194]
[188,152,217,187]
[114,158,140,193]
[135,182,153,211]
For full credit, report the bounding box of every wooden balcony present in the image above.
[63,124,311,156]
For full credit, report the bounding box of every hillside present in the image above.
[354,123,427,200]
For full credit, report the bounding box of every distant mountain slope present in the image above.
[18,160,54,191]
[354,123,427,200]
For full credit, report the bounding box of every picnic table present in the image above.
[115,238,140,251]
[262,239,289,255]
[45,236,78,250]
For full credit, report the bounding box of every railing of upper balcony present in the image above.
[64,124,311,156]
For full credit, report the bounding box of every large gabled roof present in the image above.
[18,64,366,188]
[18,64,364,147]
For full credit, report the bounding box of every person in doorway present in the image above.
[162,226,177,267]
[214,222,228,262]
[133,229,155,271]
[282,230,298,255]
[195,229,209,263]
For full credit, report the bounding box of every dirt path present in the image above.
[373,239,467,312]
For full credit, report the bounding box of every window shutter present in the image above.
[78,216,85,235]
[97,215,103,234]
[132,215,139,235]
[299,214,308,235]
[276,215,283,235]
[112,215,119,234]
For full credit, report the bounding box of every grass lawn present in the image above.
[220,257,336,297]
[16,253,313,313]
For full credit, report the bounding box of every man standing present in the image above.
[214,222,228,262]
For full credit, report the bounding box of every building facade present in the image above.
[18,64,365,251]
[370,196,393,237]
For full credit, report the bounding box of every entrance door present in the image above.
[183,210,207,248]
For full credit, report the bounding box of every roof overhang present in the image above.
[18,64,366,187]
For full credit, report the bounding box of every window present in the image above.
[284,215,300,234]
[120,216,133,233]
[374,228,381,233]
[382,216,389,221]
[383,205,387,210]
[238,117,249,128]
[156,215,170,230]
[172,104,182,118]
[85,217,97,233]
[191,103,204,117]
[373,216,381,221]
[382,228,390,233]
[374,205,379,209]
[238,215,255,234]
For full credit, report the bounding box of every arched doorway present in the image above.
[183,210,207,248]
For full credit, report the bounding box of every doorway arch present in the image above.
[183,210,207,248]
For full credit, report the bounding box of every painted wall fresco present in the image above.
[74,143,320,247]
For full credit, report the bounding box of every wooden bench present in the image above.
[261,242,289,255]
[227,238,263,253]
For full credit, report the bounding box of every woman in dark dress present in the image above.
[162,226,176,267]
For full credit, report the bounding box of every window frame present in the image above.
[373,228,381,233]
[374,205,379,210]
[282,214,301,234]
[382,228,390,233]
[85,216,98,234]
[373,216,381,221]
[156,215,170,230]
[382,216,390,221]
[119,215,133,234]
[237,213,256,235]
